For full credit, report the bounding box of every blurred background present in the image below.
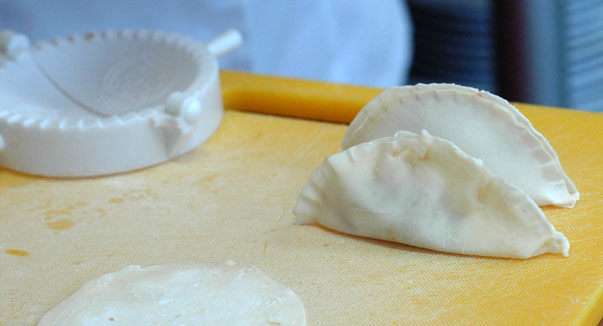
[1,0,602,112]
[409,0,603,112]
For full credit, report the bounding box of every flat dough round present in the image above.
[38,261,306,326]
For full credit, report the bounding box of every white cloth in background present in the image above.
[0,0,412,87]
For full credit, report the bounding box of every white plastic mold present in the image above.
[0,29,242,177]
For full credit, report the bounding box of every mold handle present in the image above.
[206,29,242,58]
[0,30,30,59]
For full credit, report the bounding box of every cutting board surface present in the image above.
[1,71,602,325]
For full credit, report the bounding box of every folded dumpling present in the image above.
[342,84,579,208]
[295,130,570,259]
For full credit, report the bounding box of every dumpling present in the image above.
[295,130,569,259]
[341,84,579,208]
[38,261,306,326]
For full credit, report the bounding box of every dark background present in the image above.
[408,0,603,112]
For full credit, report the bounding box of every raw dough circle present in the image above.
[38,261,306,326]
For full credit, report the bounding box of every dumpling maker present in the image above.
[0,28,241,177]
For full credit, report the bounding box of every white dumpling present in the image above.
[342,84,579,208]
[38,261,306,326]
[295,130,569,259]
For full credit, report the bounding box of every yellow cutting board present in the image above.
[1,71,601,326]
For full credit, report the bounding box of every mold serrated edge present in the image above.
[162,33,181,47]
[21,117,39,128]
[75,119,86,130]
[134,29,152,40]
[66,33,84,43]
[83,118,103,129]
[49,35,69,47]
[6,114,24,124]
[39,118,59,130]
[119,29,135,39]
[31,39,52,52]
[120,111,144,123]
[58,118,71,130]
[102,116,124,128]
[101,29,118,40]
